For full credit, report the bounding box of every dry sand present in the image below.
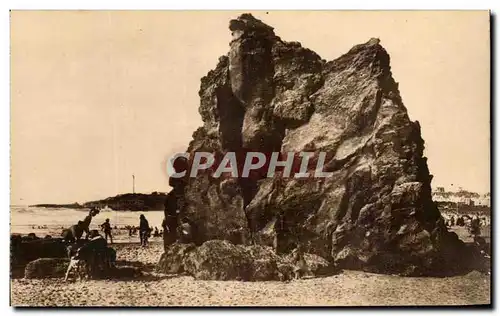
[10,240,490,307]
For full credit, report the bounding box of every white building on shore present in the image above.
[432,187,490,207]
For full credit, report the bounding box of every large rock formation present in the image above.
[163,14,470,276]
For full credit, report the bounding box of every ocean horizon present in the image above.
[10,206,165,236]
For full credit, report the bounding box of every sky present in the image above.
[10,11,490,205]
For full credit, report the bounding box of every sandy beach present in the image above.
[9,10,492,308]
[10,207,491,307]
[10,240,490,307]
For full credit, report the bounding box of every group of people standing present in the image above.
[98,214,154,247]
[60,207,157,247]
[62,188,198,249]
[446,214,486,238]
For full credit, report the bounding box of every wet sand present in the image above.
[10,240,491,307]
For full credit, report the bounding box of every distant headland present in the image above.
[30,192,168,211]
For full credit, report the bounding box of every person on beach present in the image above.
[100,218,113,244]
[81,207,99,239]
[178,217,202,245]
[274,211,288,254]
[62,220,85,243]
[178,217,193,243]
[139,214,150,247]
[292,244,308,279]
[469,216,481,237]
[65,233,109,280]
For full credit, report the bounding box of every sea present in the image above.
[10,205,165,238]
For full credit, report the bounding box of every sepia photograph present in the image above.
[10,10,490,307]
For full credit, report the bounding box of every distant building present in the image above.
[476,193,491,207]
[432,188,490,207]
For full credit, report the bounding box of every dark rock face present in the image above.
[165,14,470,275]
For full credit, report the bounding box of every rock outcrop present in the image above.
[157,242,196,274]
[164,240,335,281]
[24,258,69,279]
[163,13,472,276]
[11,235,67,267]
[183,240,253,281]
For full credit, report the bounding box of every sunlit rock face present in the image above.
[164,13,470,276]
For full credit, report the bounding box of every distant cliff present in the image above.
[31,192,168,211]
[84,192,167,211]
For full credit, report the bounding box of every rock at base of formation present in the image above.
[161,13,480,276]
[157,243,196,274]
[24,258,69,279]
[158,240,336,281]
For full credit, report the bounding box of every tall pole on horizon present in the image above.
[133,174,135,194]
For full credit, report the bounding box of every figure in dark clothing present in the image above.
[161,218,167,232]
[100,218,113,244]
[450,216,455,227]
[164,191,180,247]
[274,211,288,254]
[71,235,108,279]
[139,214,150,247]
[178,217,201,245]
[81,208,99,239]
[153,227,159,237]
[469,216,481,237]
[62,221,85,243]
[473,235,489,256]
[292,244,308,279]
[178,217,193,243]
